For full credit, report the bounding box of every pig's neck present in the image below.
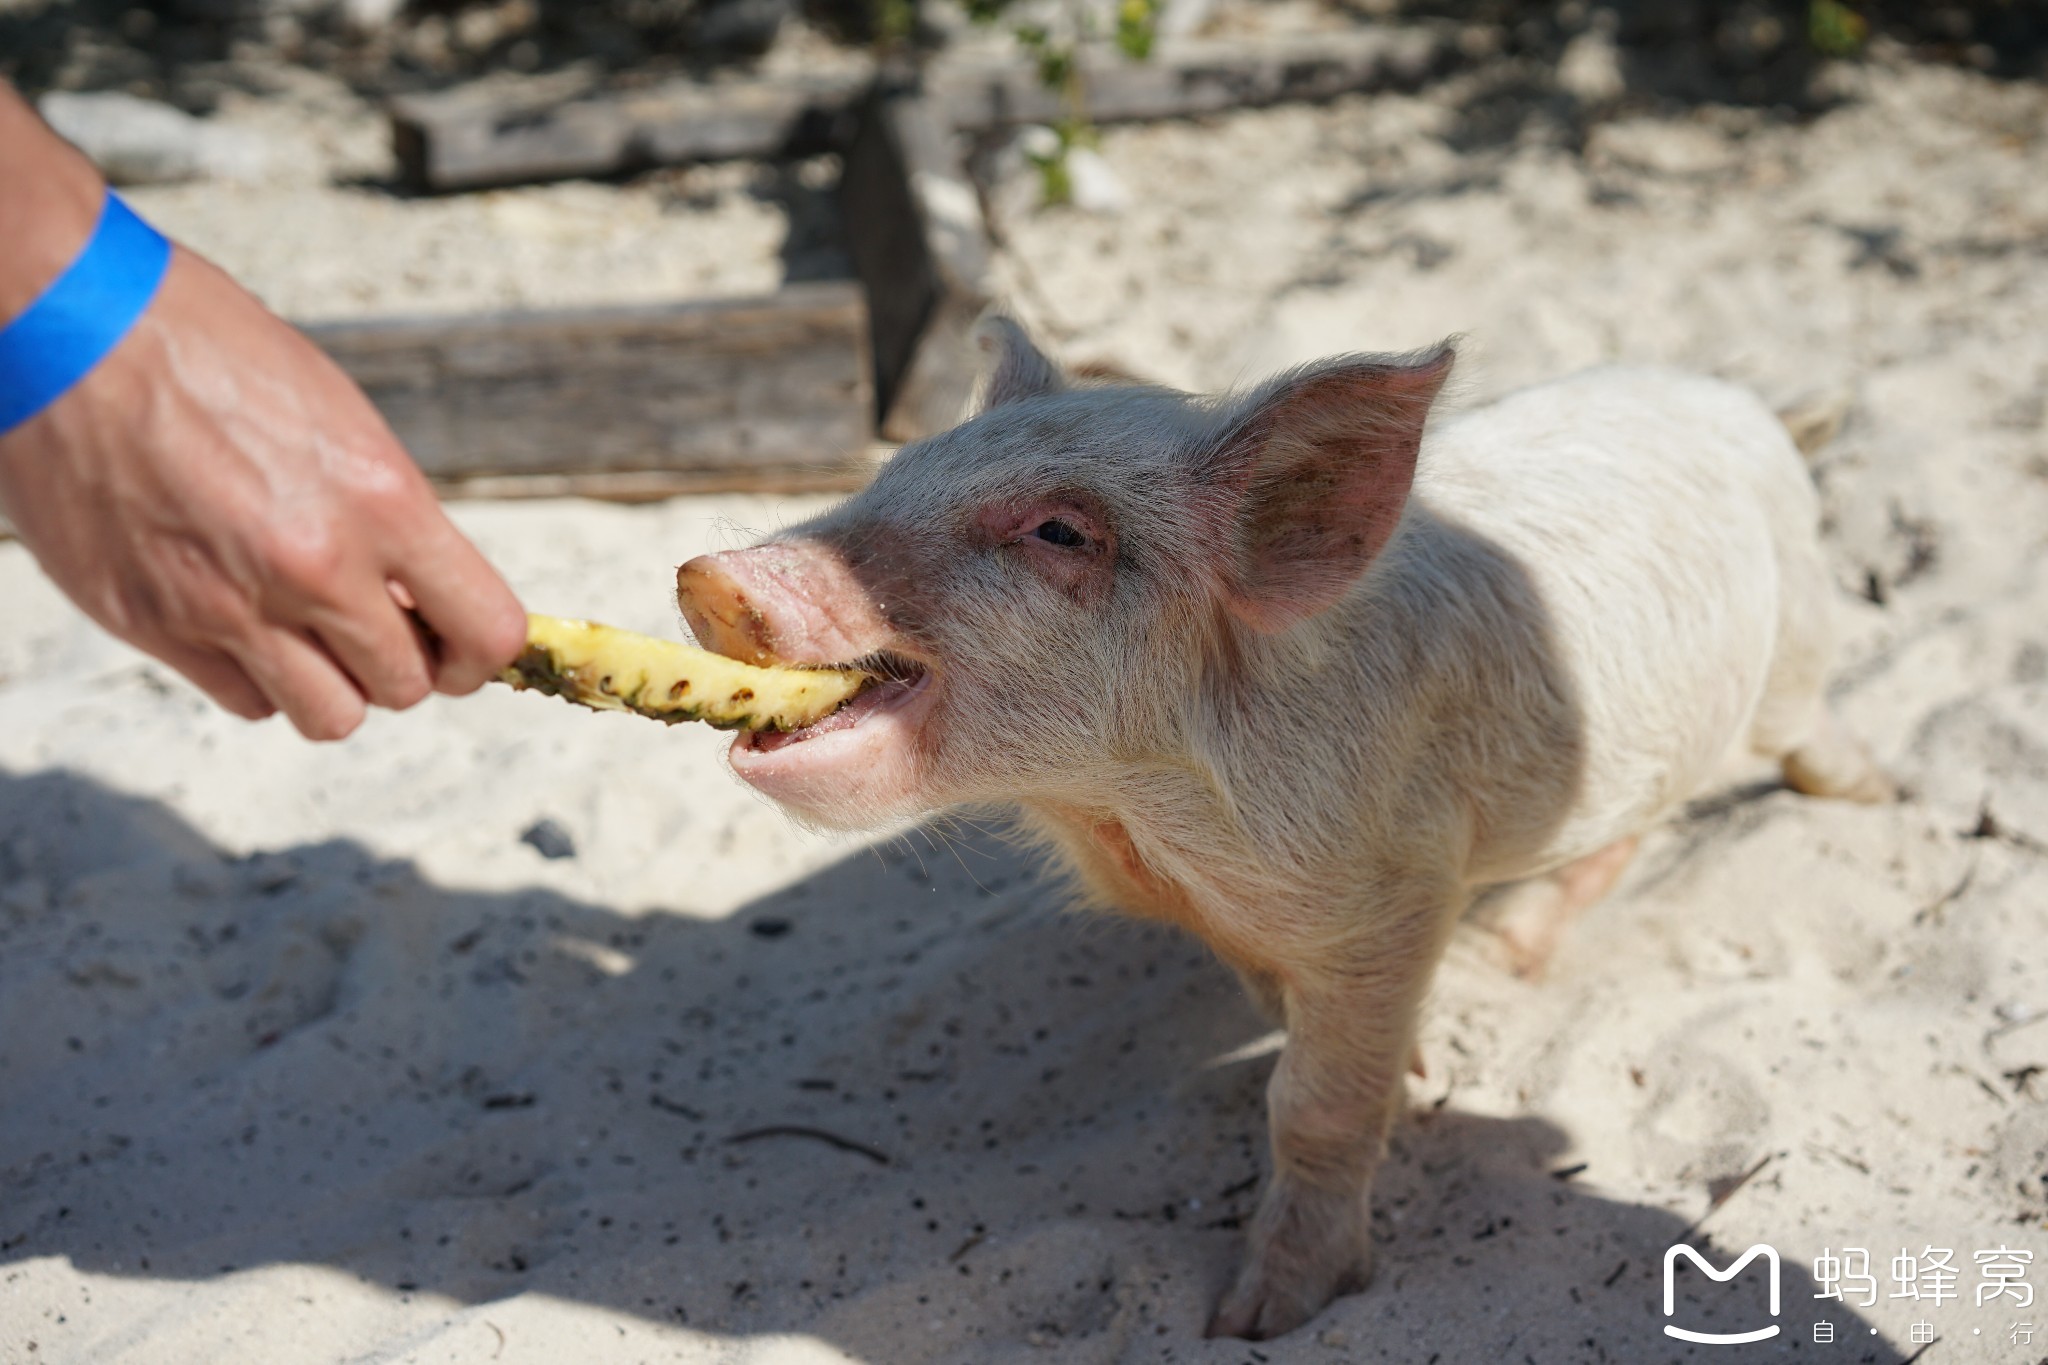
[1013,500,1572,955]
[1018,794,1270,971]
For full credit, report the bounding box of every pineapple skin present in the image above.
[497,614,867,732]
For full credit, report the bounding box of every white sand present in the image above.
[4,47,2047,1365]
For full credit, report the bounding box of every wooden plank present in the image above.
[434,458,886,502]
[390,65,874,192]
[305,281,875,488]
[930,26,1456,130]
[839,88,993,443]
[0,287,874,535]
[388,27,1452,192]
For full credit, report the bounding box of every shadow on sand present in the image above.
[0,768,1900,1362]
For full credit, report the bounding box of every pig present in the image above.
[673,319,1893,1340]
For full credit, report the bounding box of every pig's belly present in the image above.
[1427,367,1803,878]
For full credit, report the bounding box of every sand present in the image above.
[4,35,2048,1365]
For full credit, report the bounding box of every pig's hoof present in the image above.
[1204,1203,1371,1341]
[1783,749,1900,805]
[1780,714,1900,806]
[1205,1251,1369,1341]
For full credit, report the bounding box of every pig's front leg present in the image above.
[1207,884,1460,1341]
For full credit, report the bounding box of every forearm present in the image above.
[0,82,108,318]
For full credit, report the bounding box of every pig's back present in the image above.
[1412,366,1812,871]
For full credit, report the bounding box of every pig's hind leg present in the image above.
[1750,544,1898,804]
[1476,835,1641,979]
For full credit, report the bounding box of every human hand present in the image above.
[0,242,528,740]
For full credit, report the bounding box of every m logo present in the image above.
[1663,1243,1782,1344]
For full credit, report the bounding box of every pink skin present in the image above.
[676,542,937,824]
[977,499,1116,600]
[674,498,1113,824]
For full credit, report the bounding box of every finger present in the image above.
[230,627,369,742]
[149,638,277,721]
[394,519,527,697]
[300,588,436,713]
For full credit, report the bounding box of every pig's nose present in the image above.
[676,545,880,668]
[676,554,780,666]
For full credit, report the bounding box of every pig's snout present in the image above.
[675,544,884,668]
[679,542,937,826]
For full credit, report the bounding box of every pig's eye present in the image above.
[1032,518,1088,548]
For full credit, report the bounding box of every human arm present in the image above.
[0,83,526,739]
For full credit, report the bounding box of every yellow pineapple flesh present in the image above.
[497,613,868,731]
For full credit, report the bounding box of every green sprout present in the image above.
[1809,0,1868,57]
[1116,0,1158,60]
[942,0,1161,207]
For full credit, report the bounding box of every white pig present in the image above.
[674,320,1892,1340]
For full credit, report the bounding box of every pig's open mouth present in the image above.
[735,650,933,757]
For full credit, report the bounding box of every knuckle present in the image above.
[260,520,348,596]
[345,453,427,521]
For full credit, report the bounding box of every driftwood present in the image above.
[0,286,873,536]
[931,27,1457,131]
[390,65,875,192]
[387,27,1453,193]
[306,282,874,492]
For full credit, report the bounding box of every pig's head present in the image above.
[675,319,1453,829]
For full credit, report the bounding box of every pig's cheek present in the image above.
[1000,542,1115,605]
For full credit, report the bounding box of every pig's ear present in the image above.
[973,315,1065,412]
[1207,345,1454,634]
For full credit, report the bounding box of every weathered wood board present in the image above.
[306,282,875,492]
[931,27,1456,131]
[390,65,875,192]
[387,27,1453,192]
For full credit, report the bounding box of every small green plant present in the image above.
[971,0,1160,205]
[874,0,918,43]
[1808,0,1868,57]
[1115,0,1157,60]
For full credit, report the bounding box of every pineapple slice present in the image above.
[496,613,868,731]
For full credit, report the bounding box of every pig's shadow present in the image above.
[0,769,1903,1363]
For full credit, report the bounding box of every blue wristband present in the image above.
[0,191,172,435]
